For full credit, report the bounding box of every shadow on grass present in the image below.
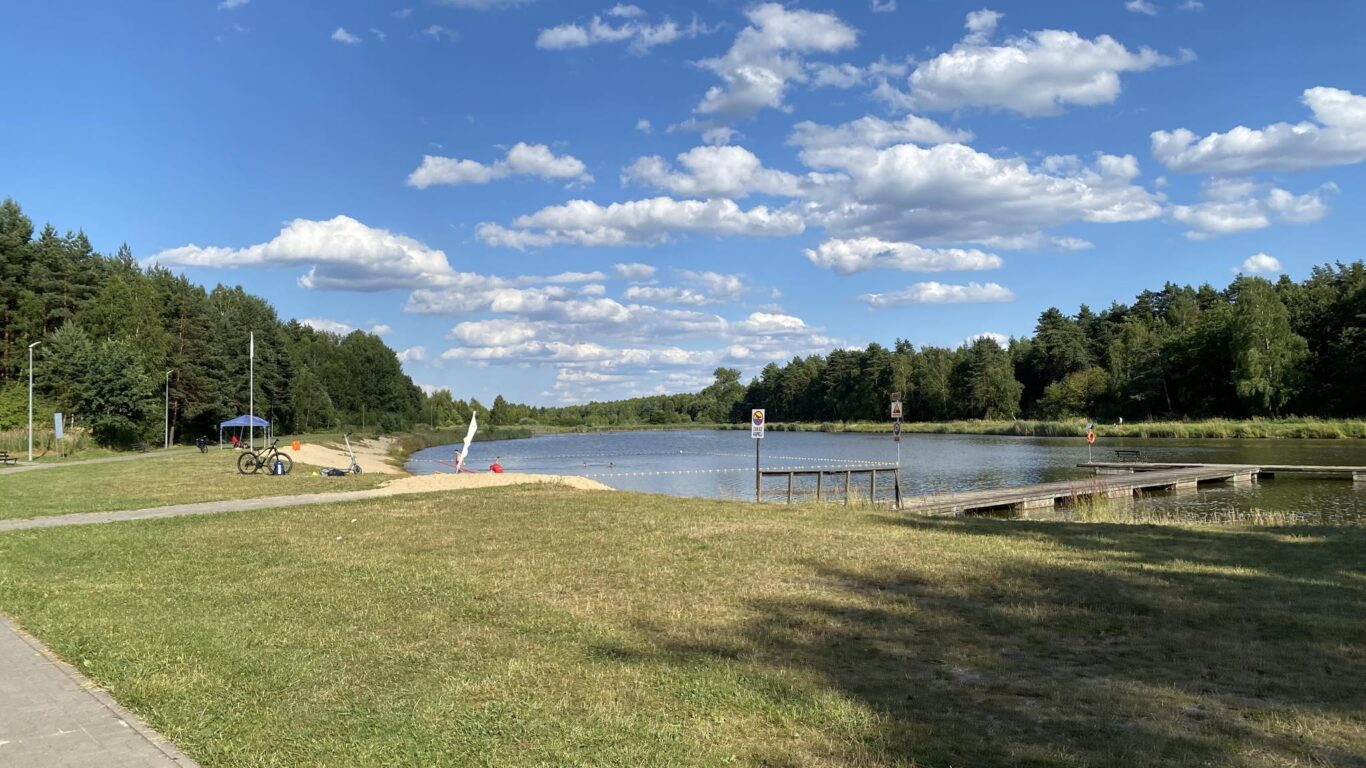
[635,519,1366,767]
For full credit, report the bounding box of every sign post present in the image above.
[890,393,903,468]
[53,412,63,458]
[1086,423,1096,463]
[752,409,765,502]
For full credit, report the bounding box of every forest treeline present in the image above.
[502,261,1366,428]
[4,197,1364,444]
[0,198,427,445]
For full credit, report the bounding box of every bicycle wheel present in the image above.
[237,451,260,475]
[350,463,362,475]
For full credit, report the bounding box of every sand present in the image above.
[287,436,405,475]
[376,472,612,494]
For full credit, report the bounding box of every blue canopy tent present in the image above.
[218,415,270,450]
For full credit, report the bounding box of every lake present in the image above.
[406,430,1366,524]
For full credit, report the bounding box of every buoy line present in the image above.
[584,464,904,479]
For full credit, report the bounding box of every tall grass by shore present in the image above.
[0,427,94,458]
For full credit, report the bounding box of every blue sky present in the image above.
[3,0,1364,405]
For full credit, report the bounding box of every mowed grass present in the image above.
[1,487,1363,766]
[0,449,387,520]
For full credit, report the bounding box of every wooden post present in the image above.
[893,471,902,509]
[816,472,823,502]
[755,438,761,502]
[844,471,851,506]
[787,472,794,504]
[870,469,877,506]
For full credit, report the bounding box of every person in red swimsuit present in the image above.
[489,457,504,474]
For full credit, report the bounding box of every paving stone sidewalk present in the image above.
[0,615,200,767]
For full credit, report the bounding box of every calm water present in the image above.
[407,431,1366,524]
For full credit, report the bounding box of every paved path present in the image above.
[0,615,199,767]
[0,488,390,532]
[0,448,195,476]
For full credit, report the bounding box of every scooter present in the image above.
[317,433,364,477]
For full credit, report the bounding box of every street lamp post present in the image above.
[164,370,174,449]
[28,341,42,462]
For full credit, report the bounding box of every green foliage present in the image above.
[0,198,428,447]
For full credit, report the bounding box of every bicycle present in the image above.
[237,439,294,475]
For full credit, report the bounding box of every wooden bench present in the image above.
[0,451,18,465]
[1113,449,1141,462]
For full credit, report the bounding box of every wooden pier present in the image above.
[759,466,902,507]
[1080,461,1366,482]
[900,465,1259,516]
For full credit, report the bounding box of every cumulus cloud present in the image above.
[407,142,591,188]
[331,27,361,45]
[788,113,971,150]
[635,118,652,134]
[904,10,1187,116]
[477,197,805,249]
[613,262,656,280]
[1125,0,1158,15]
[148,215,462,291]
[1169,178,1334,239]
[871,0,896,12]
[397,346,427,363]
[798,141,1162,243]
[622,145,806,198]
[859,281,1015,307]
[805,238,1003,274]
[1152,87,1366,174]
[963,331,1011,349]
[218,0,249,10]
[624,269,749,306]
[369,324,392,336]
[694,3,858,119]
[299,318,353,335]
[434,0,530,8]
[1236,253,1282,274]
[537,7,706,54]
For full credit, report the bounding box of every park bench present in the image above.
[1113,449,1141,462]
[0,451,17,465]
[131,442,151,453]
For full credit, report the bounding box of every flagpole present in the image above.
[249,332,255,451]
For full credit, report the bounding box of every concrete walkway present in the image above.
[0,448,195,476]
[0,615,199,767]
[0,488,389,532]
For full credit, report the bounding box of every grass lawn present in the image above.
[0,448,387,520]
[0,487,1362,767]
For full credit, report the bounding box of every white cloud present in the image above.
[371,28,387,42]
[622,285,717,306]
[434,0,530,8]
[1169,179,1333,239]
[859,281,1015,307]
[536,7,704,54]
[422,25,456,41]
[299,318,353,335]
[621,270,748,306]
[398,346,427,363]
[477,197,805,249]
[622,145,805,198]
[977,233,1095,251]
[871,0,896,12]
[331,27,361,45]
[788,113,971,150]
[798,141,1162,243]
[1125,0,1158,15]
[393,8,413,19]
[963,331,1011,349]
[148,215,463,291]
[407,142,591,188]
[1236,253,1282,274]
[218,0,249,10]
[732,311,808,335]
[369,324,393,336]
[905,10,1186,116]
[805,238,1003,274]
[1152,87,1366,174]
[1179,0,1204,10]
[807,56,910,90]
[694,3,858,119]
[613,262,656,279]
[635,118,653,134]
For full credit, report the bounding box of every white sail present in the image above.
[455,412,478,472]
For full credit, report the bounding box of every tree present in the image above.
[952,338,1023,420]
[1229,277,1309,416]
[80,339,156,445]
